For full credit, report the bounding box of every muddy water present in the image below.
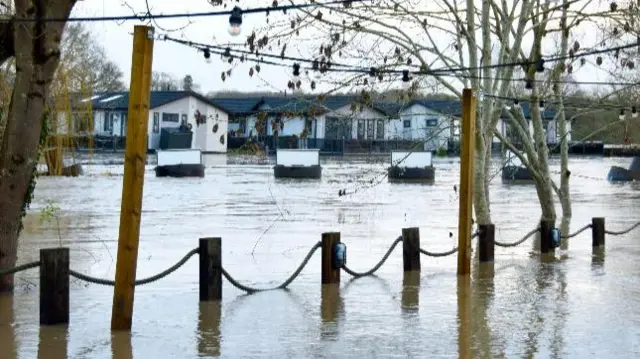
[1,155,640,358]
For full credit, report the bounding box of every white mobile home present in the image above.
[63,91,229,153]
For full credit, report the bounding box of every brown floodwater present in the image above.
[1,154,639,358]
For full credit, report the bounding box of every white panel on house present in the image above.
[391,151,432,168]
[157,149,202,166]
[80,95,101,103]
[99,94,124,103]
[276,149,320,166]
[504,150,525,167]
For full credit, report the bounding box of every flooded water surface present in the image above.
[2,154,640,358]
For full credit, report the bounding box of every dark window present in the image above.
[376,120,384,140]
[104,112,113,132]
[403,119,411,128]
[366,120,374,139]
[325,117,352,139]
[153,112,160,133]
[426,119,438,127]
[181,114,188,126]
[357,119,365,139]
[162,113,179,122]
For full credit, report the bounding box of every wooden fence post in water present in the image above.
[321,232,341,284]
[540,220,554,254]
[40,248,69,325]
[402,227,421,271]
[478,224,495,263]
[457,88,476,276]
[111,25,155,331]
[199,238,222,301]
[592,217,605,247]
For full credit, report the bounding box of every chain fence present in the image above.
[341,236,402,278]
[222,241,322,293]
[495,227,540,247]
[1,221,639,291]
[69,248,199,286]
[561,224,592,239]
[605,221,640,236]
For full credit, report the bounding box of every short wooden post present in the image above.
[540,220,554,254]
[40,248,69,325]
[199,238,222,301]
[592,217,605,247]
[321,232,340,284]
[478,224,495,262]
[402,227,421,271]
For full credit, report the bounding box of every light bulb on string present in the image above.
[619,109,626,120]
[513,100,521,109]
[539,100,545,112]
[228,7,243,37]
[292,63,301,82]
[632,106,638,118]
[203,48,211,64]
[401,70,411,89]
[369,67,377,85]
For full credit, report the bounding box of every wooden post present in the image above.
[478,224,495,262]
[457,88,476,276]
[199,238,222,301]
[540,220,554,254]
[40,248,69,325]
[592,217,605,247]
[402,227,421,271]
[111,25,155,331]
[321,232,340,284]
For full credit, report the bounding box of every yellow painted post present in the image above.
[110,25,155,331]
[457,89,476,276]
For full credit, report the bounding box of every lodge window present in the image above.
[357,119,365,139]
[366,119,374,139]
[162,113,179,122]
[426,119,438,127]
[376,120,384,140]
[153,112,160,133]
[403,119,411,128]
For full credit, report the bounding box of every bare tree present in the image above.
[222,0,581,223]
[0,0,79,292]
[54,23,125,93]
[151,71,179,91]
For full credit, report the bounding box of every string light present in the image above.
[228,6,243,37]
[203,48,211,64]
[513,100,521,109]
[633,106,638,118]
[539,100,545,112]
[619,109,625,120]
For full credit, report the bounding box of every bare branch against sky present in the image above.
[72,0,626,94]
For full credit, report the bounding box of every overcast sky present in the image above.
[72,0,622,96]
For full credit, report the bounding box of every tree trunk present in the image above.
[556,0,572,218]
[0,0,77,292]
[473,129,491,224]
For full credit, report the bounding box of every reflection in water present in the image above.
[0,295,16,359]
[111,331,132,359]
[471,263,497,359]
[320,284,343,340]
[198,301,222,357]
[521,261,568,358]
[592,246,605,268]
[401,271,419,314]
[457,276,472,359]
[38,325,68,359]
